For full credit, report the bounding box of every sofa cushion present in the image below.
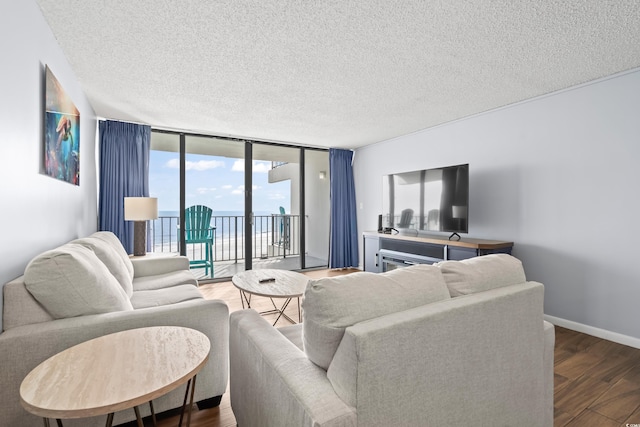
[23,244,133,319]
[71,236,134,297]
[90,231,134,279]
[132,270,198,291]
[302,264,450,370]
[437,254,526,297]
[130,284,203,309]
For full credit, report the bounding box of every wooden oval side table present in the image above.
[20,326,210,427]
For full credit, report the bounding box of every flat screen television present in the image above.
[381,163,469,238]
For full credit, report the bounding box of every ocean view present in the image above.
[152,210,282,244]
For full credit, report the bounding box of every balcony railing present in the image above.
[148,214,300,262]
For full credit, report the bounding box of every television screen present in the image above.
[382,164,469,235]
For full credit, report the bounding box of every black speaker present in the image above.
[377,214,383,232]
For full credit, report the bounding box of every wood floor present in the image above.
[122,269,640,427]
[554,326,640,426]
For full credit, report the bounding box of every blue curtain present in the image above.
[329,148,359,268]
[98,120,151,254]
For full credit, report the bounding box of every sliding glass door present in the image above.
[149,131,328,280]
[249,144,300,270]
[184,135,246,278]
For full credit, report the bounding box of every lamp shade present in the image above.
[124,197,158,221]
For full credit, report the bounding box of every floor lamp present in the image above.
[124,197,158,256]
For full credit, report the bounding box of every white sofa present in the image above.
[230,254,554,427]
[0,231,229,427]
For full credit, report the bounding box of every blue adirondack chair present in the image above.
[184,205,215,277]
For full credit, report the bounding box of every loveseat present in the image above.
[230,254,554,427]
[0,231,229,427]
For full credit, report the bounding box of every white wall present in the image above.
[354,69,640,346]
[0,1,98,330]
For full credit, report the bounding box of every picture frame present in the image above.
[44,65,80,185]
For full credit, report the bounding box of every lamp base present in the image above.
[133,221,147,256]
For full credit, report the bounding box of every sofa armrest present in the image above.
[0,298,229,427]
[327,282,549,427]
[131,255,191,277]
[230,309,356,427]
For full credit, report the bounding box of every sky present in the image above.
[149,150,291,215]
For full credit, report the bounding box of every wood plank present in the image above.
[564,409,620,427]
[554,407,575,427]
[584,354,637,384]
[554,347,576,366]
[586,339,640,360]
[554,374,611,417]
[554,352,604,380]
[555,373,571,393]
[555,328,602,353]
[589,378,640,422]
[622,364,640,385]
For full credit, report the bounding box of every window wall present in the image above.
[148,131,329,280]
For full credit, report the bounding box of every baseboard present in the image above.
[544,314,640,350]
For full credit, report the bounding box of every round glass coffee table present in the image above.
[232,269,309,326]
[20,326,210,427]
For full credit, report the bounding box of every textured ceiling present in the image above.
[35,0,640,149]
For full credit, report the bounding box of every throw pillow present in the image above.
[71,236,134,297]
[24,243,133,319]
[436,253,526,297]
[302,264,450,370]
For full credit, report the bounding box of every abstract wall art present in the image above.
[44,65,80,185]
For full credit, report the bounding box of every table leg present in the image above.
[56,420,63,427]
[105,413,114,427]
[240,290,253,309]
[177,375,198,427]
[186,375,197,426]
[272,298,292,325]
[43,418,50,427]
[178,378,191,427]
[134,406,144,427]
[149,400,157,426]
